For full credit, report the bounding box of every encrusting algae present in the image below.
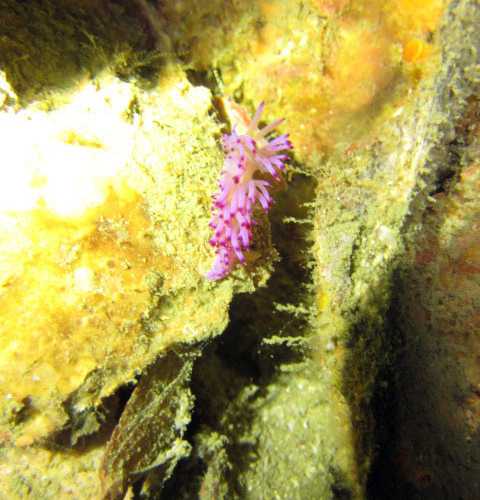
[0,67,244,496]
[0,0,477,498]
[160,0,448,163]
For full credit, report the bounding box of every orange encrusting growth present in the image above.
[232,0,450,163]
[402,38,431,63]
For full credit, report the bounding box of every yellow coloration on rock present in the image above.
[0,70,238,451]
[0,108,157,442]
[325,19,395,113]
[176,0,449,164]
[158,0,451,165]
[386,0,446,38]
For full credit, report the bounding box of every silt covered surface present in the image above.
[0,0,478,499]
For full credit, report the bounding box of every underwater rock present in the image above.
[0,0,478,498]
[311,1,480,498]
[385,92,480,498]
[0,12,245,493]
[160,0,447,165]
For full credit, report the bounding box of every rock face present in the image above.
[0,0,478,498]
[0,9,239,493]
[379,104,480,498]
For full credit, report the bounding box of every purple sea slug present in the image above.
[206,101,293,280]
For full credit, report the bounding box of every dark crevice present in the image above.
[185,68,223,96]
[42,381,135,454]
[160,171,317,499]
[366,273,405,499]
